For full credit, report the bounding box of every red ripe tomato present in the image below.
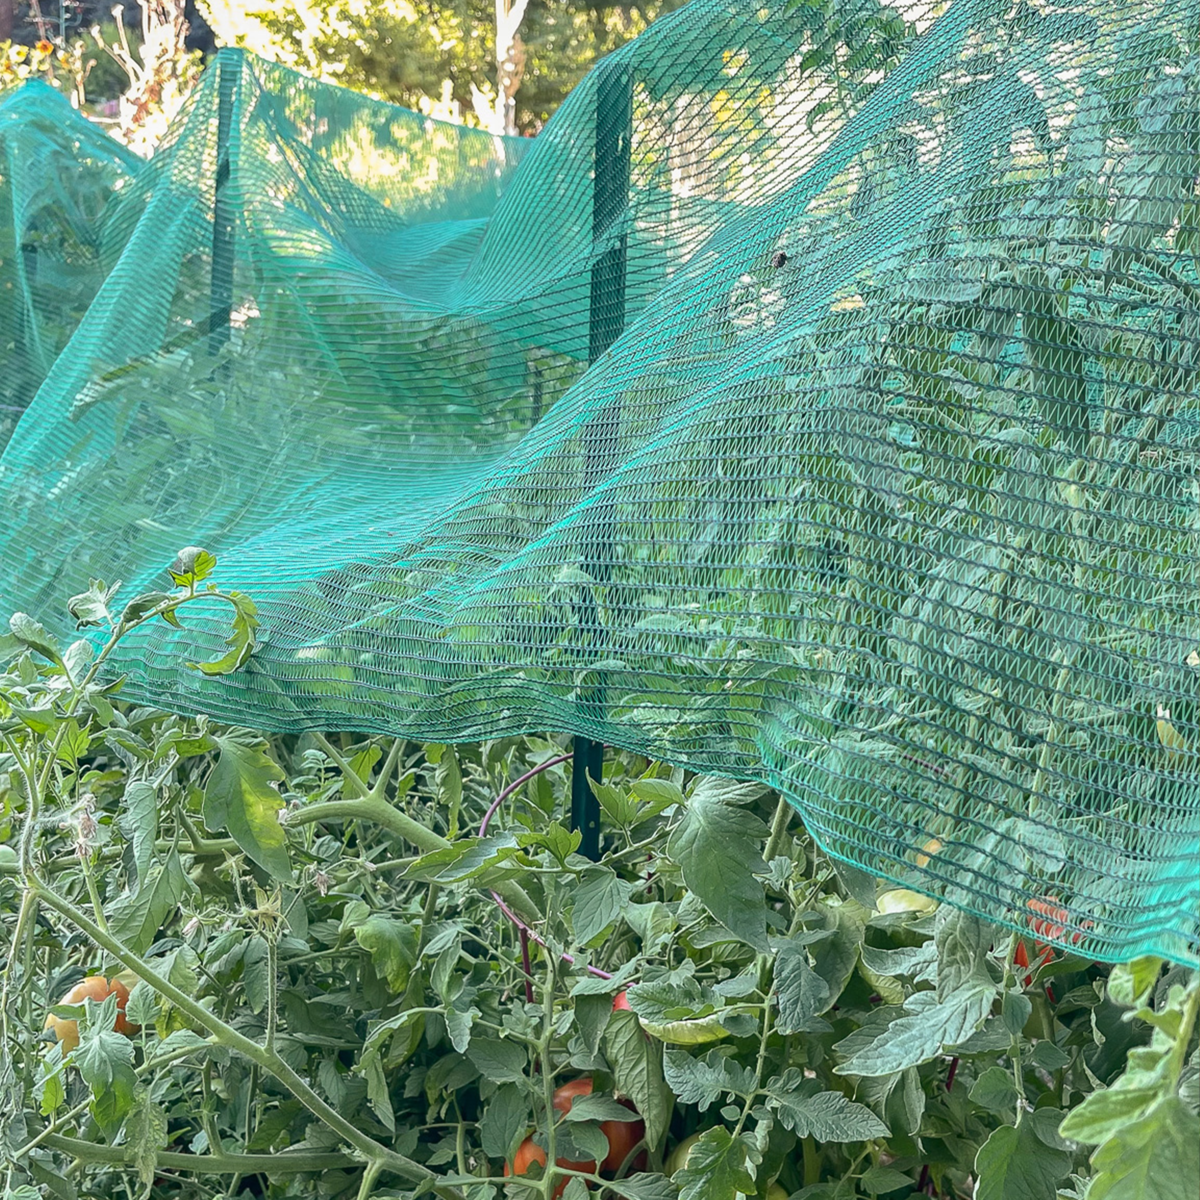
[612,990,631,1011]
[1025,897,1093,956]
[552,1079,647,1174]
[505,1136,592,1198]
[44,976,138,1054]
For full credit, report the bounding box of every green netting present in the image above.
[0,80,141,446]
[1,0,1198,964]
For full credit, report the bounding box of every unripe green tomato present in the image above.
[665,1133,702,1176]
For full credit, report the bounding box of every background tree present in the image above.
[195,0,686,132]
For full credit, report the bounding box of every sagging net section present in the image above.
[1,0,1198,963]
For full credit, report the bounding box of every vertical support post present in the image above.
[209,50,238,357]
[571,58,632,861]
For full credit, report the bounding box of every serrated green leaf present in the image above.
[120,780,158,885]
[975,1111,1071,1200]
[565,1092,642,1123]
[67,579,120,629]
[835,983,996,1077]
[1088,1097,1200,1200]
[124,980,160,1029]
[9,612,62,664]
[187,591,259,676]
[1107,958,1164,1010]
[609,1173,679,1200]
[125,1086,168,1186]
[861,1166,916,1196]
[203,737,293,881]
[518,820,582,865]
[1059,1078,1163,1146]
[242,934,270,1013]
[168,546,217,589]
[480,1083,528,1161]
[970,1065,1019,1115]
[107,852,188,954]
[467,1037,527,1084]
[666,777,768,951]
[663,1048,756,1111]
[673,1126,756,1200]
[764,1068,889,1141]
[630,778,685,825]
[605,1008,671,1151]
[361,1051,395,1133]
[572,866,634,945]
[775,939,833,1033]
[936,908,993,999]
[74,1028,136,1132]
[353,915,418,992]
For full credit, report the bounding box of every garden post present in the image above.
[572,55,632,860]
[210,48,240,356]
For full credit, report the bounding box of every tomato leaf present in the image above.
[479,1083,528,1161]
[571,865,634,945]
[975,1110,1071,1200]
[119,780,158,886]
[107,851,188,954]
[605,1007,672,1151]
[666,778,769,952]
[834,983,996,1077]
[352,913,418,993]
[9,612,62,665]
[203,736,293,882]
[663,1048,756,1111]
[125,1086,169,1187]
[608,1174,680,1200]
[764,1068,890,1141]
[168,546,217,589]
[187,591,259,676]
[775,937,833,1033]
[1088,1097,1200,1200]
[673,1126,756,1200]
[466,1037,527,1084]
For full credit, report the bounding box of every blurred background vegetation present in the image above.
[0,0,689,146]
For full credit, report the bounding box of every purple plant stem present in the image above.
[519,927,535,1003]
[480,753,572,837]
[945,1056,960,1091]
[480,752,614,984]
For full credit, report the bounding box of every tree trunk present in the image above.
[0,0,14,44]
[494,0,529,136]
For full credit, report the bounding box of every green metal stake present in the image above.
[572,57,632,861]
[210,49,238,357]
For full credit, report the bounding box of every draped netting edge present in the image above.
[1,0,1198,964]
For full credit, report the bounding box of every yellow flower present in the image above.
[35,40,54,55]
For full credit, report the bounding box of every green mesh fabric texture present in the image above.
[0,80,141,448]
[1,0,1199,964]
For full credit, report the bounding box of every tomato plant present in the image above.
[0,564,1196,1200]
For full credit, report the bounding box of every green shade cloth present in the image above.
[1,0,1198,964]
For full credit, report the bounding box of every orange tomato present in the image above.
[44,976,138,1054]
[552,1078,647,1174]
[612,990,631,1011]
[505,1136,592,1199]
